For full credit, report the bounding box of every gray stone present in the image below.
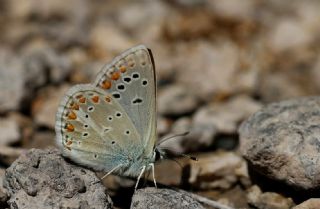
[4,148,112,209]
[0,146,26,167]
[267,18,313,53]
[32,84,71,128]
[160,117,194,154]
[89,21,133,55]
[174,41,256,101]
[293,198,320,209]
[157,116,171,136]
[239,97,320,190]
[7,0,90,48]
[188,151,249,190]
[0,117,20,146]
[70,61,104,84]
[116,1,169,43]
[0,49,25,112]
[131,187,205,209]
[161,96,261,154]
[247,185,295,209]
[158,84,199,116]
[193,95,262,134]
[23,47,72,84]
[0,169,8,206]
[0,47,71,113]
[207,0,256,20]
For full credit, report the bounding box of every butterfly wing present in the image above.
[93,45,157,158]
[55,84,142,172]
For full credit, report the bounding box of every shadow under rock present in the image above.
[248,164,320,204]
[111,179,172,209]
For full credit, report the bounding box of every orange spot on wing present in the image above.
[105,96,111,103]
[91,95,99,103]
[129,61,135,67]
[71,103,79,110]
[101,80,112,89]
[111,72,120,80]
[119,66,127,73]
[68,111,77,120]
[65,123,75,132]
[76,94,83,99]
[79,97,86,103]
[66,140,72,145]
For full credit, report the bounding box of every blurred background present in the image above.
[0,0,320,208]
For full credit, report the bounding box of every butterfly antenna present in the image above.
[167,158,183,168]
[161,147,198,162]
[180,153,198,161]
[157,131,190,145]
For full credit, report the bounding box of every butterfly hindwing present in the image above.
[55,84,141,171]
[94,45,157,158]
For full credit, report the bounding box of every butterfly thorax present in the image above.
[116,148,158,178]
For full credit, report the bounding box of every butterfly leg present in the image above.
[149,163,157,188]
[135,165,146,191]
[101,164,122,180]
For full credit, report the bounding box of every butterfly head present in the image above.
[153,147,165,162]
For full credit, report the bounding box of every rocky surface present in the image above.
[131,187,205,209]
[1,0,320,208]
[0,117,21,146]
[188,151,249,190]
[239,97,320,190]
[3,149,112,209]
[32,84,71,128]
[0,168,8,207]
[158,84,199,116]
[0,50,26,113]
[293,199,320,209]
[247,185,295,209]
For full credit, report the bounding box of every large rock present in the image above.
[4,149,112,209]
[293,199,320,209]
[131,187,205,209]
[247,185,294,209]
[0,117,20,146]
[0,169,8,208]
[188,151,249,190]
[239,97,320,190]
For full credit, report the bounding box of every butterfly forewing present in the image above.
[55,84,141,172]
[94,45,157,158]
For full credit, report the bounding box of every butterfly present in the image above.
[55,45,164,190]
